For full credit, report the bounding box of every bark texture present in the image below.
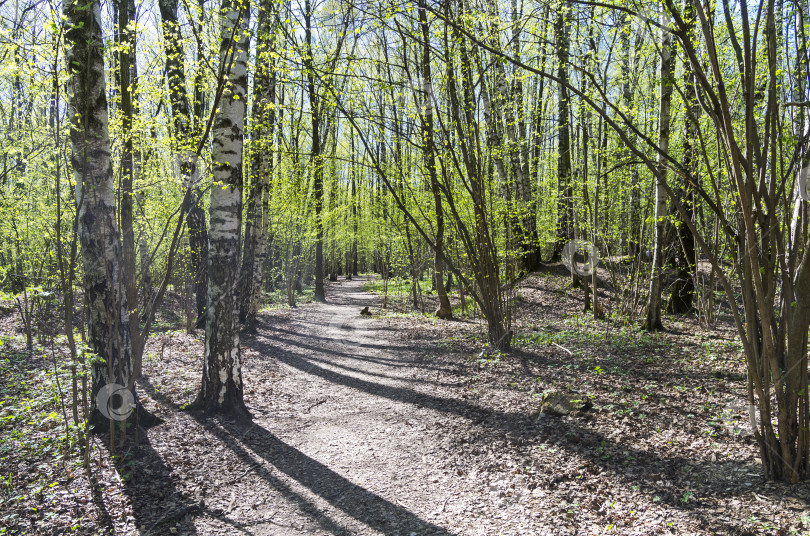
[195,0,250,417]
[644,10,674,331]
[240,0,276,331]
[64,0,133,423]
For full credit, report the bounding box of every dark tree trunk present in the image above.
[64,0,135,426]
[158,0,209,328]
[667,0,698,314]
[553,3,574,262]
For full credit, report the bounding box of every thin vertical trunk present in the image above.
[194,0,250,417]
[117,0,142,379]
[645,8,675,331]
[553,2,573,262]
[158,0,209,328]
[240,0,276,330]
[351,131,359,276]
[511,0,538,270]
[304,0,326,303]
[667,0,699,314]
[619,11,639,256]
[246,24,277,330]
[418,1,452,318]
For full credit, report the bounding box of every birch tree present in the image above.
[240,0,277,331]
[64,0,134,424]
[194,0,250,416]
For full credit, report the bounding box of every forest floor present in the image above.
[2,270,810,535]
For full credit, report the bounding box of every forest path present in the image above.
[113,273,803,536]
[226,276,474,536]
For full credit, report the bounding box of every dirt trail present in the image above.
[233,276,473,536]
[122,274,802,536]
[130,275,527,536]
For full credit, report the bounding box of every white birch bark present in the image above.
[196,0,250,415]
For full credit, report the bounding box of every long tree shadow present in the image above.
[250,328,460,374]
[119,432,201,536]
[197,415,455,536]
[248,331,806,534]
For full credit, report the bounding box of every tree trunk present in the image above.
[418,1,452,319]
[645,9,674,331]
[667,0,698,314]
[64,0,134,425]
[117,0,142,379]
[194,0,250,417]
[351,131,359,276]
[158,0,209,329]
[619,12,640,257]
[553,2,574,262]
[304,0,326,303]
[240,1,276,331]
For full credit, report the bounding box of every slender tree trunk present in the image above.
[645,9,675,331]
[64,0,134,425]
[158,0,209,329]
[194,0,250,417]
[418,1,452,319]
[351,132,359,276]
[240,1,276,330]
[511,0,538,270]
[553,2,574,263]
[117,0,142,379]
[619,12,639,257]
[304,0,326,303]
[667,0,698,314]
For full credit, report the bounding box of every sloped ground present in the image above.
[2,272,809,535]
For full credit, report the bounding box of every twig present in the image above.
[231,463,259,484]
[144,501,202,535]
[440,495,450,513]
[551,342,573,356]
[305,398,327,412]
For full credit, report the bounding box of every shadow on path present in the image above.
[198,415,455,536]
[249,328,799,535]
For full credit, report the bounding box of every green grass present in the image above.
[0,346,89,534]
[512,324,669,355]
[362,276,435,295]
[259,285,316,312]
